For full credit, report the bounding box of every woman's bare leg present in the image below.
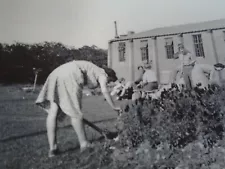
[71,117,91,151]
[46,102,58,153]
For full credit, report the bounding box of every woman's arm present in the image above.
[113,83,122,90]
[99,76,121,111]
[120,86,126,96]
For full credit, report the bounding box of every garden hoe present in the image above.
[83,118,118,140]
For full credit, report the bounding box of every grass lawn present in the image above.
[0,84,125,169]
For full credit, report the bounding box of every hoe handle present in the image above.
[83,118,104,135]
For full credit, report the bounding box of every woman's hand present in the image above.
[139,81,146,88]
[113,106,122,116]
[113,106,122,112]
[136,83,142,88]
[99,76,123,115]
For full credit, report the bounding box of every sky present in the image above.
[0,0,225,49]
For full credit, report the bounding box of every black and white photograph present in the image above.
[1,0,225,168]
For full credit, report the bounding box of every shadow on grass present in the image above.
[58,135,106,155]
[0,118,116,143]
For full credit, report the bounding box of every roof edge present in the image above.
[109,27,225,43]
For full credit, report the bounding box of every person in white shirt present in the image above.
[135,66,145,85]
[140,62,158,91]
[172,43,196,89]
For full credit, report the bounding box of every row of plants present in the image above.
[86,84,225,169]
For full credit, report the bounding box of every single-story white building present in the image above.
[108,18,225,84]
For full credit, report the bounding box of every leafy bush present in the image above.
[119,84,225,148]
[95,84,225,169]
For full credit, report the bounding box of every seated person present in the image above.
[134,66,145,85]
[110,78,126,97]
[140,63,158,91]
[118,81,134,100]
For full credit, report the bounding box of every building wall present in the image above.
[155,30,225,72]
[131,38,158,81]
[110,40,132,81]
[213,30,225,63]
[133,40,143,80]
[157,36,180,71]
[109,29,225,84]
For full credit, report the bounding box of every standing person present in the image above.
[35,60,121,157]
[172,43,196,89]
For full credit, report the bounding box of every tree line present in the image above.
[0,42,107,84]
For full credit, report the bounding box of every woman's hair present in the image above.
[102,66,118,82]
[118,77,125,82]
[144,62,152,69]
[138,66,144,70]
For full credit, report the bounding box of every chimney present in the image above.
[114,21,119,38]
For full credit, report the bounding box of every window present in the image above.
[140,40,149,61]
[193,34,205,57]
[165,38,174,59]
[118,42,126,62]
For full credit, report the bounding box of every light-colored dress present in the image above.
[192,64,213,89]
[210,68,225,86]
[35,60,108,118]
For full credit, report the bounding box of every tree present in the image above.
[0,42,108,84]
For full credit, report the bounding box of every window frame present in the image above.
[164,37,175,59]
[192,34,205,58]
[118,42,126,62]
[140,40,149,62]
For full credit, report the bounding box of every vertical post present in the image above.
[178,33,184,44]
[151,36,160,83]
[33,73,38,92]
[108,41,112,68]
[33,68,41,92]
[129,39,134,81]
[208,29,221,81]
[208,29,219,63]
